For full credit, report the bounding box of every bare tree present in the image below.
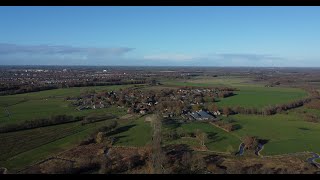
[150,114,166,174]
[195,129,207,147]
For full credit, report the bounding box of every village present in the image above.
[70,86,237,122]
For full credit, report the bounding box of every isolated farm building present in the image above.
[189,110,217,121]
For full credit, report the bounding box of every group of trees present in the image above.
[67,80,146,88]
[260,98,312,115]
[217,91,235,98]
[0,115,84,133]
[243,136,259,150]
[0,84,58,96]
[305,99,320,110]
[161,144,207,174]
[99,148,147,174]
[80,120,118,146]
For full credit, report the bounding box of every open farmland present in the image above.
[0,118,120,171]
[109,116,152,147]
[1,67,320,174]
[0,85,135,125]
[216,86,307,108]
[163,121,241,153]
[162,77,308,109]
[223,113,320,155]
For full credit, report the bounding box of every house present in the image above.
[139,108,148,115]
[163,112,174,118]
[181,109,189,115]
[213,110,221,116]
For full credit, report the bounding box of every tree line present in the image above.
[0,115,84,133]
[221,97,313,116]
[81,114,116,125]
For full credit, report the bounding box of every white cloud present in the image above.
[0,43,133,57]
[0,43,134,65]
[143,53,197,61]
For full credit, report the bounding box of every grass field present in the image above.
[109,116,152,147]
[163,121,241,153]
[222,112,320,155]
[187,76,257,87]
[163,76,256,88]
[162,77,308,109]
[0,118,120,171]
[0,85,134,125]
[216,86,307,108]
[0,85,137,171]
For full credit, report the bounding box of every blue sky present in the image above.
[0,6,320,66]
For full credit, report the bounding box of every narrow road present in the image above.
[235,143,245,156]
[307,153,320,168]
[255,143,264,156]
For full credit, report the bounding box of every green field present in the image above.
[0,85,134,125]
[0,85,135,171]
[0,100,126,126]
[163,121,241,153]
[216,86,307,108]
[162,77,308,109]
[222,112,320,155]
[0,118,119,171]
[163,76,256,88]
[109,116,152,147]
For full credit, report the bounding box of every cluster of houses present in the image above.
[73,87,226,122]
[76,101,106,111]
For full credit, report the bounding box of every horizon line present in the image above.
[1,65,320,68]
